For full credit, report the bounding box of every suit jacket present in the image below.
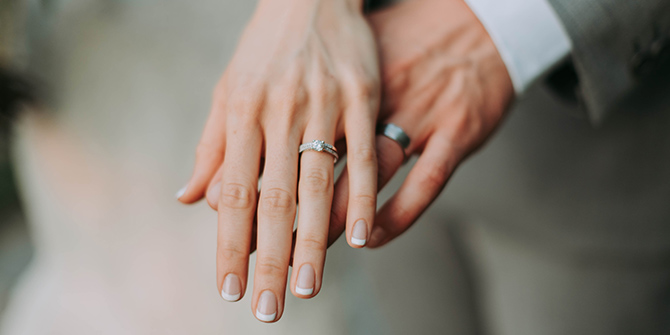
[546,0,670,123]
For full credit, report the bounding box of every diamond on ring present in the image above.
[299,140,339,163]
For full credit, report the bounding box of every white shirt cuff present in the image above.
[464,0,573,95]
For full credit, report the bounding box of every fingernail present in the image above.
[296,264,315,296]
[175,184,188,199]
[256,290,277,322]
[351,220,368,246]
[221,274,241,302]
[207,181,221,204]
[369,227,386,247]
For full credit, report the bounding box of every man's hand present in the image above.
[328,0,514,247]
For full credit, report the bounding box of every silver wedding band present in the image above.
[377,123,410,150]
[299,140,339,163]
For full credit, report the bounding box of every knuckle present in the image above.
[195,142,223,161]
[310,79,339,104]
[229,97,256,115]
[218,244,246,262]
[351,76,380,100]
[220,182,255,210]
[387,207,411,232]
[420,163,450,190]
[256,255,287,277]
[273,84,297,103]
[262,96,303,131]
[298,233,327,253]
[229,115,260,132]
[469,116,486,140]
[351,145,377,166]
[352,193,376,210]
[231,73,265,91]
[300,168,332,194]
[272,82,307,110]
[228,85,265,114]
[260,187,295,215]
[340,69,379,101]
[450,109,485,146]
[461,112,482,137]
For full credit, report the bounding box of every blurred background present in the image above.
[1,0,669,334]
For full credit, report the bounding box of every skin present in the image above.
[181,0,513,322]
[177,0,380,322]
[328,0,514,248]
[208,0,514,248]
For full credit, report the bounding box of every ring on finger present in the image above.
[299,140,339,163]
[376,123,411,161]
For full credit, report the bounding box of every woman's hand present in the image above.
[327,0,515,247]
[177,0,380,322]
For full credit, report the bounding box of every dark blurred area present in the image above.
[0,0,38,315]
[0,69,31,314]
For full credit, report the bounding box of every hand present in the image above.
[177,0,380,322]
[328,0,514,247]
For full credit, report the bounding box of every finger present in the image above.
[178,84,228,203]
[291,127,336,298]
[252,131,300,323]
[368,133,458,248]
[344,98,378,248]
[250,137,343,257]
[328,134,406,246]
[263,134,406,256]
[216,125,262,303]
[207,156,267,210]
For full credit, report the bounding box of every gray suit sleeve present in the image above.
[546,0,670,124]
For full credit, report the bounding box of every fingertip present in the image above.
[221,273,243,302]
[255,290,279,323]
[175,184,188,200]
[292,263,317,299]
[176,182,206,204]
[349,219,369,248]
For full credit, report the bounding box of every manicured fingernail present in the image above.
[175,184,188,199]
[296,264,315,296]
[369,227,386,247]
[207,181,221,204]
[351,220,368,246]
[221,274,241,302]
[256,290,277,322]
